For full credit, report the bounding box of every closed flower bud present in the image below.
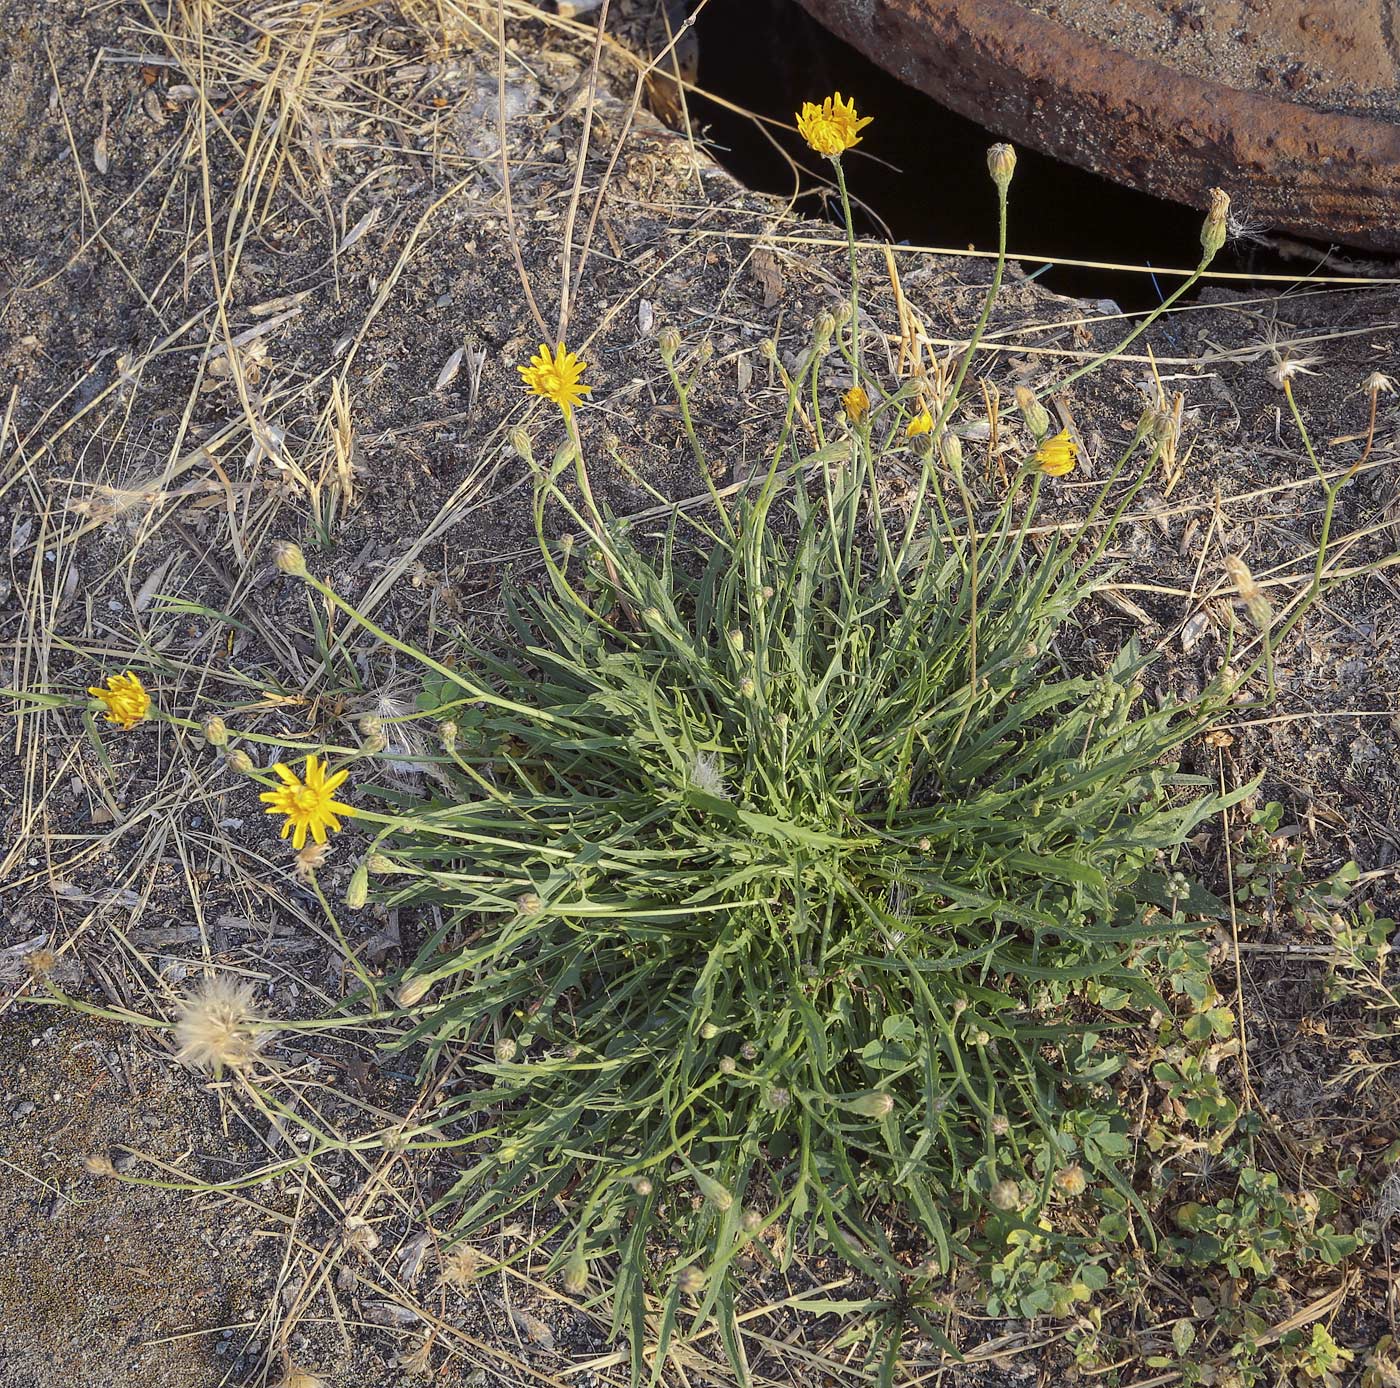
[1224,554,1272,631]
[990,1179,1021,1211]
[516,891,541,915]
[765,1085,791,1111]
[658,326,682,363]
[358,713,384,738]
[700,1021,720,1040]
[696,338,714,366]
[727,628,744,652]
[225,749,255,776]
[630,1175,654,1196]
[562,1249,588,1295]
[693,1169,732,1211]
[1200,186,1230,260]
[719,1055,737,1075]
[986,142,1016,192]
[844,1091,895,1119]
[508,426,535,464]
[345,864,368,911]
[739,677,755,698]
[201,715,229,747]
[397,974,432,1007]
[759,338,778,362]
[494,1037,518,1063]
[272,541,308,577]
[367,853,397,874]
[362,733,388,755]
[1014,386,1051,440]
[740,1208,763,1234]
[814,310,836,344]
[678,1265,705,1297]
[832,300,853,328]
[939,431,963,471]
[439,720,458,752]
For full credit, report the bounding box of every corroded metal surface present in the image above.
[793,0,1400,251]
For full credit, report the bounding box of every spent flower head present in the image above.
[796,92,872,157]
[174,973,270,1075]
[258,753,357,851]
[519,342,591,414]
[88,671,150,731]
[1267,351,1322,390]
[1033,429,1078,478]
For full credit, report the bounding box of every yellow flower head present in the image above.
[796,92,872,157]
[518,342,591,414]
[258,754,356,851]
[906,409,933,437]
[88,671,151,730]
[842,384,870,423]
[1033,429,1078,478]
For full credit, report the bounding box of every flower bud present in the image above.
[367,853,397,874]
[439,720,458,752]
[396,974,432,1007]
[658,326,681,363]
[1200,186,1230,261]
[739,677,755,698]
[719,1055,737,1075]
[832,300,853,328]
[345,864,368,910]
[740,1208,763,1234]
[843,1091,895,1119]
[562,1249,588,1295]
[201,714,229,747]
[1224,554,1272,631]
[759,338,778,362]
[939,431,963,471]
[630,1175,653,1196]
[508,426,535,464]
[1014,386,1051,440]
[700,1021,720,1040]
[225,749,254,776]
[494,1037,518,1063]
[358,713,384,738]
[814,310,836,346]
[271,540,308,578]
[986,142,1016,193]
[678,1265,705,1296]
[693,1169,732,1211]
[362,733,388,755]
[696,338,714,367]
[516,891,541,915]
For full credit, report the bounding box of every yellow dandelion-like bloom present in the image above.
[518,342,591,414]
[842,384,870,423]
[906,409,933,437]
[1033,430,1077,477]
[796,92,872,157]
[258,754,357,850]
[87,670,151,730]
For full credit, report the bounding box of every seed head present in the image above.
[1364,371,1395,395]
[1267,351,1322,390]
[1055,1164,1089,1197]
[174,973,270,1075]
[719,1055,737,1075]
[516,891,541,915]
[271,541,308,578]
[84,1153,117,1178]
[990,1179,1021,1211]
[765,1085,791,1111]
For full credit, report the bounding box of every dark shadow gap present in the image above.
[687,0,1333,311]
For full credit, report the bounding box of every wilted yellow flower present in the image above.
[259,753,357,850]
[842,384,870,423]
[796,92,872,157]
[518,342,591,414]
[1033,430,1077,477]
[906,409,933,437]
[88,671,150,730]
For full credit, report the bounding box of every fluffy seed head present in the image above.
[174,974,270,1075]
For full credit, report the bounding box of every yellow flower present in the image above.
[796,92,872,157]
[518,342,591,414]
[1033,429,1077,477]
[842,384,870,423]
[88,671,151,730]
[258,754,356,851]
[906,409,933,437]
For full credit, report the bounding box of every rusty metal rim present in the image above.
[793,0,1400,252]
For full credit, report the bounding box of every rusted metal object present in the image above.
[792,0,1400,251]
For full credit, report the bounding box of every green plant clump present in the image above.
[362,182,1258,1371]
